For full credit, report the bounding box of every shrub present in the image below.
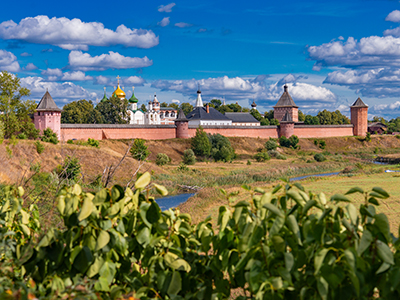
[276,153,287,160]
[40,128,59,144]
[279,135,299,148]
[16,132,27,139]
[67,139,74,144]
[87,138,99,148]
[314,139,326,149]
[191,126,211,157]
[34,140,44,154]
[254,151,270,162]
[182,149,196,165]
[366,132,371,142]
[208,134,235,162]
[314,153,327,162]
[156,153,170,166]
[247,159,252,165]
[56,156,81,181]
[130,138,150,161]
[177,162,189,172]
[265,139,278,150]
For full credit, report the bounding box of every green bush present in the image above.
[16,132,27,139]
[182,149,196,165]
[155,153,170,166]
[191,126,211,157]
[254,151,270,162]
[314,153,327,162]
[40,128,59,144]
[0,178,398,299]
[265,139,278,150]
[177,162,190,172]
[276,153,287,160]
[279,135,299,148]
[247,159,252,165]
[56,156,81,181]
[67,139,74,144]
[208,133,235,162]
[314,139,326,149]
[87,138,100,148]
[366,132,371,142]
[130,138,150,161]
[34,140,44,154]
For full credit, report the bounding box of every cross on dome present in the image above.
[117,75,121,86]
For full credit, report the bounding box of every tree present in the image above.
[168,103,179,110]
[61,99,103,124]
[160,102,168,107]
[298,110,305,122]
[216,105,233,114]
[210,99,222,108]
[95,95,129,124]
[156,153,170,166]
[304,115,320,125]
[130,139,150,161]
[179,103,193,115]
[209,133,235,162]
[317,109,350,125]
[250,108,262,121]
[264,110,275,121]
[40,128,58,144]
[140,104,147,112]
[0,71,38,138]
[227,103,242,112]
[191,126,211,157]
[182,149,196,165]
[371,116,387,124]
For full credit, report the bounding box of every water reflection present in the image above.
[155,193,196,211]
[290,172,340,182]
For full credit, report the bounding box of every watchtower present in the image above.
[350,97,368,137]
[274,85,298,122]
[33,91,62,139]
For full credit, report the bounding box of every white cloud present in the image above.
[68,51,153,71]
[20,52,32,57]
[20,76,97,104]
[386,10,400,23]
[158,17,170,27]
[158,3,175,13]
[95,75,111,86]
[41,68,63,80]
[123,76,146,86]
[151,74,336,109]
[175,22,193,28]
[0,49,20,72]
[94,75,145,87]
[61,71,93,81]
[0,15,159,50]
[23,63,37,71]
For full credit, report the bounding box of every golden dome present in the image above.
[113,85,126,99]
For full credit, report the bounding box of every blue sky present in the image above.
[1,0,400,118]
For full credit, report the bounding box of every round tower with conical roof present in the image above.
[278,111,295,138]
[175,109,189,138]
[350,97,368,137]
[34,90,62,139]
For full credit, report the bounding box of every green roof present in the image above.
[129,92,139,103]
[101,92,108,102]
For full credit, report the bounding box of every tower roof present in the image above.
[274,85,298,108]
[129,87,138,103]
[195,88,203,107]
[175,109,188,121]
[251,100,257,108]
[351,97,368,108]
[281,111,293,123]
[113,86,126,98]
[101,87,108,102]
[36,91,61,111]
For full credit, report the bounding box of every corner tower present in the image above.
[34,91,62,139]
[175,109,189,139]
[350,97,368,137]
[278,111,294,138]
[274,85,298,122]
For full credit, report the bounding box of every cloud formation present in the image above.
[158,17,170,27]
[151,74,336,110]
[386,10,400,23]
[175,22,193,28]
[158,3,176,13]
[94,75,146,87]
[68,51,153,71]
[0,16,159,50]
[23,63,37,71]
[20,76,97,104]
[0,49,20,72]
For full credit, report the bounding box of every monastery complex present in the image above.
[32,78,369,142]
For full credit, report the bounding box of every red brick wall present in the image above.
[293,125,353,138]
[279,123,294,138]
[61,125,176,141]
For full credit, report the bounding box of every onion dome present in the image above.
[113,86,126,99]
[101,87,108,102]
[129,87,138,103]
[153,93,159,103]
[251,100,257,108]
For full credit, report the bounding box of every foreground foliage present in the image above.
[1,174,400,299]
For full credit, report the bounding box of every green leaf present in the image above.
[111,186,121,201]
[20,224,30,236]
[137,227,150,246]
[293,182,305,192]
[78,196,94,221]
[376,262,391,274]
[37,229,54,248]
[319,192,327,205]
[272,184,282,194]
[94,277,110,292]
[372,187,389,199]
[93,189,108,205]
[286,215,302,246]
[73,246,93,273]
[135,172,151,190]
[317,276,329,300]
[330,194,350,202]
[270,216,285,236]
[20,209,30,224]
[344,249,356,272]
[167,271,182,296]
[69,245,82,264]
[358,230,373,256]
[18,186,24,197]
[346,204,357,225]
[234,201,250,207]
[369,192,386,199]
[345,187,364,195]
[263,203,284,218]
[374,213,391,243]
[139,202,152,228]
[314,248,329,275]
[72,184,82,195]
[376,240,394,265]
[147,201,161,224]
[87,256,104,278]
[241,184,251,191]
[303,200,317,215]
[153,183,168,196]
[271,235,285,252]
[95,230,110,251]
[57,196,65,215]
[164,252,191,272]
[99,260,116,285]
[286,190,305,207]
[284,252,294,272]
[368,197,380,206]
